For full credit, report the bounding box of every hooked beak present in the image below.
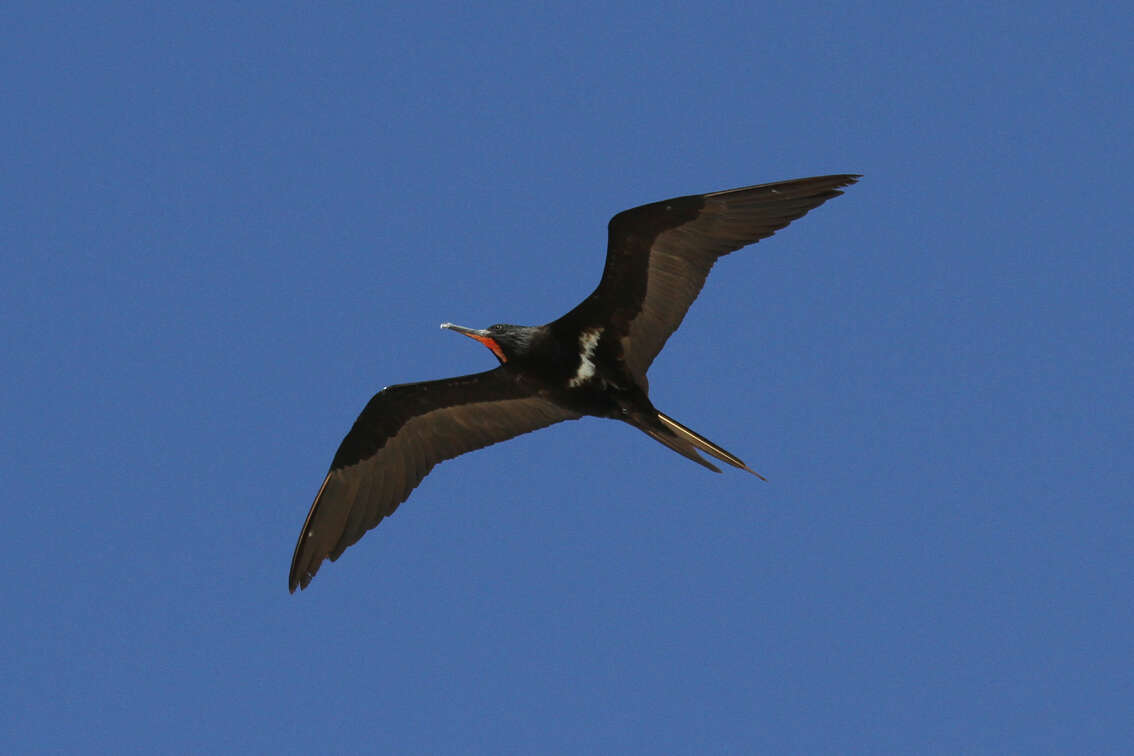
[440,322,507,363]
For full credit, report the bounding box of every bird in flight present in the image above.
[290,173,860,591]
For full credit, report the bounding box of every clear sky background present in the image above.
[5,2,1131,753]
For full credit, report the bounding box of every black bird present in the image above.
[290,174,859,591]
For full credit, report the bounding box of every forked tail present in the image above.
[642,410,766,480]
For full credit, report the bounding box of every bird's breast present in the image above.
[567,327,604,388]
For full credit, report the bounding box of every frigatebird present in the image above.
[289,173,859,591]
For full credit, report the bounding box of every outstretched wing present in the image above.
[290,368,579,591]
[560,174,860,384]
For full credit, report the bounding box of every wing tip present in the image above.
[828,173,862,193]
[288,551,317,593]
[783,172,862,196]
[704,173,862,200]
[287,567,309,593]
[288,472,337,594]
[820,172,863,185]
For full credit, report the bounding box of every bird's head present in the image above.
[440,322,539,364]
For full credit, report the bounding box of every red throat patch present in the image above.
[472,334,507,363]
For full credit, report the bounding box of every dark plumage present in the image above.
[290,174,860,591]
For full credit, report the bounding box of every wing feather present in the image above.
[289,368,579,591]
[559,174,859,384]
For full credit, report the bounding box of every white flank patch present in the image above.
[569,328,603,387]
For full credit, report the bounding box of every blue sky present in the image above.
[4,2,1131,752]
